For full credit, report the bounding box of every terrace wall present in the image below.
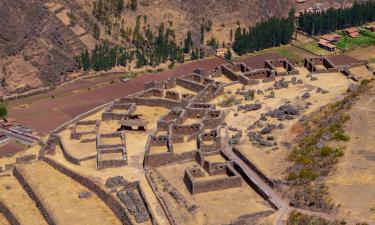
[0,201,21,225]
[176,78,206,92]
[13,166,56,225]
[184,165,242,194]
[220,65,239,81]
[42,157,132,225]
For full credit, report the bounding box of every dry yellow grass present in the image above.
[212,75,233,84]
[0,176,48,225]
[100,136,122,145]
[55,9,71,26]
[349,65,374,81]
[60,129,96,160]
[75,124,96,133]
[168,85,197,95]
[173,140,197,154]
[221,67,352,179]
[204,154,227,163]
[326,87,375,221]
[0,213,9,225]
[17,161,122,225]
[157,162,272,225]
[149,145,169,154]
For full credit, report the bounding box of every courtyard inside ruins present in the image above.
[0,55,374,225]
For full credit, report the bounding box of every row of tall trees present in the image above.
[75,41,132,71]
[75,24,192,71]
[298,0,375,35]
[233,10,295,55]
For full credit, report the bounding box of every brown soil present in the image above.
[328,55,360,66]
[0,141,28,158]
[9,57,225,135]
[238,53,289,69]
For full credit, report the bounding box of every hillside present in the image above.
[0,0,354,94]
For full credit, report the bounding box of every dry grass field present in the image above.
[16,161,122,225]
[214,68,352,179]
[326,83,375,221]
[0,176,48,225]
[157,162,273,225]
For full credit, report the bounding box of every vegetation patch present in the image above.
[335,33,375,51]
[219,95,242,107]
[286,211,341,225]
[298,41,331,56]
[286,79,372,212]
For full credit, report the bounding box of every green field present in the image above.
[233,44,314,63]
[298,40,332,56]
[335,31,375,50]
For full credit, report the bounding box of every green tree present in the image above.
[93,23,100,40]
[0,104,7,119]
[224,49,232,60]
[130,0,137,11]
[183,31,193,53]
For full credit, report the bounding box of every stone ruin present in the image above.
[102,102,136,121]
[304,57,338,73]
[70,120,100,142]
[96,132,127,169]
[265,59,299,76]
[107,179,151,223]
[184,151,242,194]
[219,58,300,86]
[39,133,60,156]
[197,127,222,153]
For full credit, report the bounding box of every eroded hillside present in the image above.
[0,0,354,94]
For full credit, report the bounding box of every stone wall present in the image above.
[157,108,186,131]
[186,102,215,118]
[144,150,197,168]
[184,164,242,194]
[304,57,339,73]
[232,147,274,188]
[123,97,181,109]
[58,136,81,165]
[13,166,56,225]
[221,64,239,81]
[165,91,180,100]
[70,120,100,140]
[202,110,225,129]
[102,103,136,121]
[176,78,206,92]
[42,157,132,224]
[144,81,164,90]
[165,77,176,89]
[0,201,21,225]
[265,59,299,76]
[197,129,221,152]
[170,123,202,136]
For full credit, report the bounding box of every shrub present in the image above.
[332,131,350,141]
[298,169,318,181]
[0,104,7,118]
[219,95,241,107]
[320,146,334,157]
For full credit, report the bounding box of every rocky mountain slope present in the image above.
[0,0,354,94]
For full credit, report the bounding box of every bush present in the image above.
[219,95,241,107]
[320,146,334,157]
[298,169,318,181]
[0,104,7,118]
[332,131,350,141]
